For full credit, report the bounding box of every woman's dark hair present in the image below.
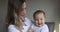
[33,10,46,19]
[6,0,26,32]
[6,0,26,26]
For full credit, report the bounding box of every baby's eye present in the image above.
[35,18,43,21]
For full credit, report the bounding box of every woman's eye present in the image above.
[35,19,38,21]
[40,19,42,20]
[39,18,43,20]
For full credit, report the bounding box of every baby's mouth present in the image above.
[38,23,41,25]
[37,23,42,27]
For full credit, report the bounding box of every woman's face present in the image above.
[19,2,26,20]
[34,13,45,27]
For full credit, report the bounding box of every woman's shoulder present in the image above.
[8,24,20,32]
[8,24,15,29]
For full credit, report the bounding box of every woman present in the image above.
[6,0,27,32]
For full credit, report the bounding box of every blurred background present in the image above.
[0,0,60,32]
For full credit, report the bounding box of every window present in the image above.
[59,24,60,32]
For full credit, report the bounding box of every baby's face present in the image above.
[34,13,45,27]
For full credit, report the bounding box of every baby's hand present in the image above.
[27,27,34,32]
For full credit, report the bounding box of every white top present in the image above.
[31,24,49,32]
[8,17,32,32]
[8,25,20,32]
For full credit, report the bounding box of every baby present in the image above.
[28,10,49,32]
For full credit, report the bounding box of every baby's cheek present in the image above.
[35,21,38,25]
[41,21,45,25]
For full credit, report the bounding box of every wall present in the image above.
[54,0,60,32]
[0,0,8,32]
